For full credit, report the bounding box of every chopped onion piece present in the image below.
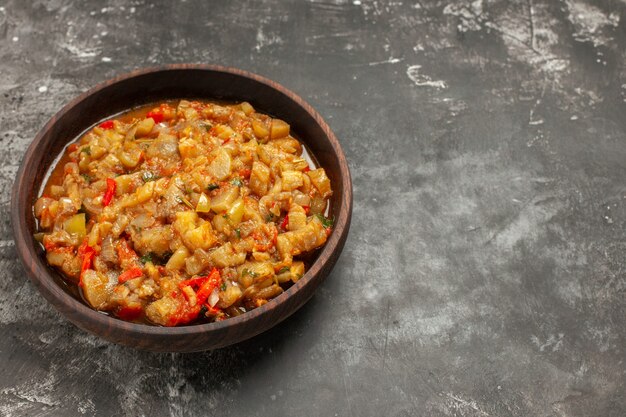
[208,288,220,307]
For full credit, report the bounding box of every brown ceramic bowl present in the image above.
[11,65,352,352]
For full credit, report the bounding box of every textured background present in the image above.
[1,0,625,416]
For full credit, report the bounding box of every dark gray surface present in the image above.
[1,0,625,415]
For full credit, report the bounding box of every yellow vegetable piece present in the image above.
[291,261,305,282]
[240,102,254,115]
[166,246,190,271]
[210,186,239,213]
[252,120,269,139]
[135,181,155,203]
[114,174,134,195]
[90,145,106,159]
[183,222,216,251]
[119,148,143,169]
[209,242,246,268]
[226,198,245,226]
[287,205,307,231]
[179,138,201,159]
[249,161,270,197]
[213,125,236,140]
[196,192,211,212]
[173,211,199,235]
[270,119,290,139]
[135,117,155,137]
[64,213,86,238]
[82,270,111,309]
[307,168,332,198]
[281,170,304,191]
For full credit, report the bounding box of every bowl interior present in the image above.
[13,66,352,351]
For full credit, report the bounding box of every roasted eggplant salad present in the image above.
[34,100,333,326]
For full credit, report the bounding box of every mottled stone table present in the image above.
[1,0,624,416]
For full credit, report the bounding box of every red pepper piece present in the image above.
[68,143,78,152]
[118,267,143,283]
[195,268,222,305]
[166,269,223,326]
[303,166,311,172]
[280,214,289,231]
[302,205,310,215]
[146,111,163,123]
[102,178,116,207]
[238,168,251,179]
[99,120,115,130]
[179,276,208,289]
[117,305,143,321]
[77,238,95,287]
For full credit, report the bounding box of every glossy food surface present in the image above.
[34,100,333,326]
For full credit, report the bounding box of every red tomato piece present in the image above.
[99,120,115,129]
[146,111,163,123]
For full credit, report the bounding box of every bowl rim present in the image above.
[11,64,352,339]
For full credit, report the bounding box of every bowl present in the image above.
[11,65,352,352]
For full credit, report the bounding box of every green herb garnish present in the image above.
[207,183,220,191]
[200,122,213,131]
[242,269,259,278]
[230,178,243,187]
[315,213,334,228]
[142,171,158,182]
[220,282,227,291]
[235,228,241,239]
[278,266,290,274]
[81,146,91,155]
[140,253,153,264]
[81,173,92,183]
